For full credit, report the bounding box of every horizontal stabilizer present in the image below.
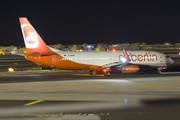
[27,52,57,57]
[5,52,24,56]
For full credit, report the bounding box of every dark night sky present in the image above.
[0,0,180,46]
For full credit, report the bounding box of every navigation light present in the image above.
[121,58,127,63]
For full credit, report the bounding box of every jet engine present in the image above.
[120,65,139,73]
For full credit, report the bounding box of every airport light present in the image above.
[8,67,14,72]
[112,49,116,52]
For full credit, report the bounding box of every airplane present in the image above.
[19,17,174,76]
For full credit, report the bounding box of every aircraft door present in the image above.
[52,55,57,64]
[160,56,163,62]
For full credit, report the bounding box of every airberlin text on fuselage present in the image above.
[119,53,158,62]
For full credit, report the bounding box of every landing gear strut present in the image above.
[89,70,97,75]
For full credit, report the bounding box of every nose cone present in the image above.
[166,57,174,66]
[169,58,175,64]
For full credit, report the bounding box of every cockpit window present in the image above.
[166,56,169,58]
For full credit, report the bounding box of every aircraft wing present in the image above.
[101,47,131,68]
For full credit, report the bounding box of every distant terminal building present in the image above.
[163,42,171,46]
[95,47,106,51]
[120,43,130,46]
[49,44,62,50]
[0,47,5,55]
[1,46,17,53]
[87,45,94,51]
[19,47,27,54]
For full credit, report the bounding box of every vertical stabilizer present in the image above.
[19,17,52,54]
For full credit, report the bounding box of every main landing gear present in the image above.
[104,71,111,76]
[89,69,111,76]
[89,70,97,75]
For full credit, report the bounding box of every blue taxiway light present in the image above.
[124,99,128,103]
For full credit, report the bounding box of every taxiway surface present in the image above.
[0,72,180,101]
[0,72,180,120]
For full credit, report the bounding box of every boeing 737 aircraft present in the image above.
[19,17,174,76]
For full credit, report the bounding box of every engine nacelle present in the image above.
[120,65,139,73]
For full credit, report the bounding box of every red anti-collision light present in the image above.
[103,69,107,72]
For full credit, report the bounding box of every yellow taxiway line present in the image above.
[24,100,44,106]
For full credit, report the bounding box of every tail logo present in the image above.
[26,32,37,44]
[21,24,39,49]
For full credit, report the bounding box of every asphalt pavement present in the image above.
[0,56,180,119]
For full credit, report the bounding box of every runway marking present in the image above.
[24,100,44,106]
[90,79,132,83]
[72,74,104,76]
[132,78,169,81]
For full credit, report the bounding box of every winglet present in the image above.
[122,47,130,61]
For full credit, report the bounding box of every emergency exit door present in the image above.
[52,55,57,64]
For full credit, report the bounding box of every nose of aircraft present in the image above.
[166,57,174,65]
[169,57,175,64]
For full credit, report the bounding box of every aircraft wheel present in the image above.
[89,70,96,75]
[104,72,111,76]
